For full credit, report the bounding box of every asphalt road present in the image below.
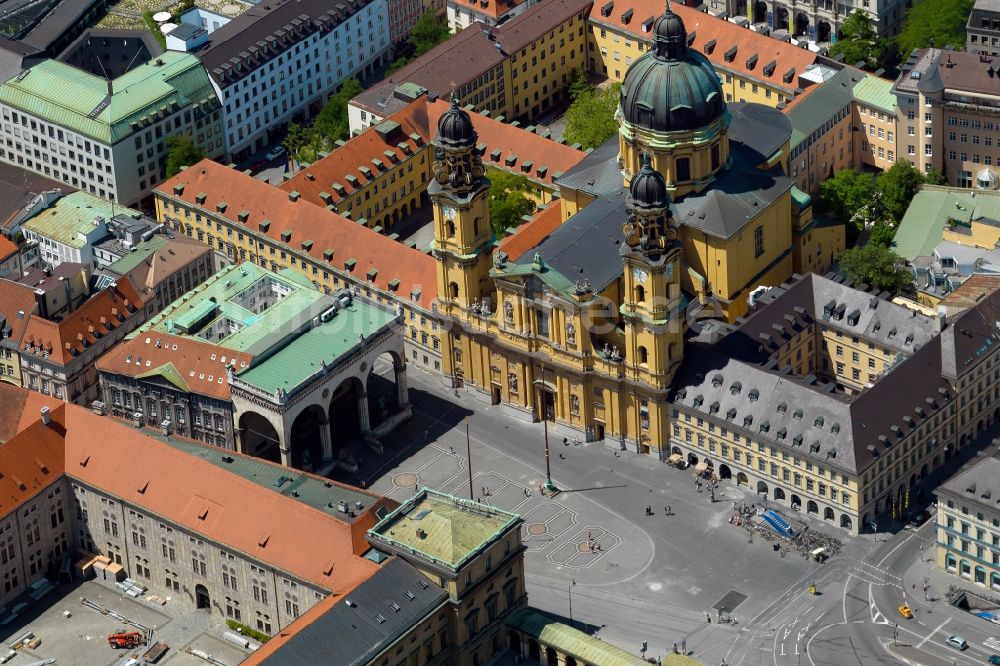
[358,367,1000,665]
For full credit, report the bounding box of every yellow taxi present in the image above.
[898,604,913,619]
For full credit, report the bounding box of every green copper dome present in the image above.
[619,4,725,133]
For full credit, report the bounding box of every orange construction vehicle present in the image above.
[107,630,146,649]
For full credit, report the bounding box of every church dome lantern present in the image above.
[435,97,478,149]
[629,154,670,210]
[619,3,725,134]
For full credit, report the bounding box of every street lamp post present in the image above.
[568,579,576,628]
[541,364,557,493]
[466,419,474,501]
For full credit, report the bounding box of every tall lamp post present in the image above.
[466,418,474,501]
[541,364,558,493]
[568,578,576,628]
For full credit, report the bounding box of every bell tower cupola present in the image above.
[621,154,685,388]
[430,97,494,316]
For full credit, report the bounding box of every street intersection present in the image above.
[355,366,1000,665]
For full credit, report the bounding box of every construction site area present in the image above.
[0,579,253,666]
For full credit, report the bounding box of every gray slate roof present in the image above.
[787,66,864,151]
[727,102,792,164]
[552,134,622,197]
[672,273,955,475]
[938,457,1000,511]
[520,188,629,294]
[258,558,447,666]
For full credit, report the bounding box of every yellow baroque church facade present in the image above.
[430,5,844,453]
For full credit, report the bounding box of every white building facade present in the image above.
[194,0,391,161]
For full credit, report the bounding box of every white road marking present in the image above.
[917,618,951,648]
[984,637,1000,651]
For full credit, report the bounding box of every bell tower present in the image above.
[621,154,685,389]
[430,98,494,317]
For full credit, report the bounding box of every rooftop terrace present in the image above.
[21,191,141,248]
[140,262,327,355]
[368,488,520,570]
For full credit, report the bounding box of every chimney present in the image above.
[935,312,947,332]
[40,406,51,425]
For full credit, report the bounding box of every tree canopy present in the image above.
[488,170,537,237]
[165,135,206,178]
[409,11,450,56]
[828,10,885,69]
[563,83,621,150]
[386,12,451,74]
[836,242,911,293]
[895,0,974,56]
[284,79,363,164]
[876,161,925,224]
[817,169,875,229]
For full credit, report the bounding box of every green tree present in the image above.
[311,78,363,146]
[836,243,911,293]
[876,161,926,224]
[386,56,412,75]
[567,69,593,101]
[164,135,205,178]
[896,0,973,56]
[828,10,884,68]
[563,83,621,149]
[925,168,947,185]
[488,170,537,237]
[868,222,896,248]
[410,11,450,56]
[817,169,875,230]
[283,123,308,159]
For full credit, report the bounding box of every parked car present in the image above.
[945,635,968,651]
[908,510,931,527]
[249,160,265,174]
[987,655,1000,665]
[265,145,286,161]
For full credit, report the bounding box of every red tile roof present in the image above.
[0,277,40,346]
[0,235,17,260]
[96,333,254,400]
[21,278,145,366]
[0,381,60,444]
[285,97,585,211]
[281,101,432,207]
[589,0,818,94]
[0,387,384,592]
[499,201,563,261]
[156,162,438,310]
[425,99,585,187]
[0,407,66,516]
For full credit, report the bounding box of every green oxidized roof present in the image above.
[138,261,328,355]
[136,361,191,393]
[892,187,1000,260]
[0,52,218,145]
[22,191,141,248]
[852,75,896,114]
[235,299,399,394]
[791,186,812,209]
[368,488,520,570]
[506,609,647,666]
[103,235,170,275]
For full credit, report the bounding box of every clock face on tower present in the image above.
[632,267,649,284]
[442,205,457,221]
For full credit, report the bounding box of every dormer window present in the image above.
[793,409,802,420]
[831,423,840,434]
[693,394,704,407]
[743,415,753,427]
[748,389,759,402]
[712,374,723,387]
[814,416,824,427]
[792,433,803,446]
[776,402,787,414]
[709,401,720,414]
[730,382,742,395]
[759,420,770,433]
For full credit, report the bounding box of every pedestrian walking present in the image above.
[424,430,429,442]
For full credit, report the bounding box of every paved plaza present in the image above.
[364,369,881,662]
[1,579,250,666]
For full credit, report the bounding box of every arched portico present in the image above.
[229,299,410,470]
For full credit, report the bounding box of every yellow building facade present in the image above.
[586,0,818,109]
[430,6,841,460]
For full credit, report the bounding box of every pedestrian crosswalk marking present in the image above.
[984,637,1000,651]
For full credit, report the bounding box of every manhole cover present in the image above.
[393,473,418,488]
[527,523,546,535]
